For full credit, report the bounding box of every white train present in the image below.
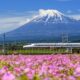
[23,43,80,48]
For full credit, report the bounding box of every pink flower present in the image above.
[27,73,33,79]
[2,72,15,80]
[44,78,50,80]
[74,67,80,77]
[68,76,76,80]
[0,68,6,75]
[24,68,30,73]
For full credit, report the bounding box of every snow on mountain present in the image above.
[39,9,63,20]
[30,9,76,23]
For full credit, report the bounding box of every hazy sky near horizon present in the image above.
[0,0,80,33]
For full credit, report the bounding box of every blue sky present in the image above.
[0,0,80,14]
[0,0,80,12]
[0,0,80,33]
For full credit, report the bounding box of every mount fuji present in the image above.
[0,9,80,42]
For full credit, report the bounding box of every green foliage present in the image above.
[0,61,8,69]
[8,65,14,71]
[17,74,29,80]
[33,75,40,80]
[67,68,74,76]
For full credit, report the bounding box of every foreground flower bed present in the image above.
[0,54,80,80]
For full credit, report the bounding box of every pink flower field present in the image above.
[0,54,80,80]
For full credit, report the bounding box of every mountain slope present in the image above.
[0,9,80,42]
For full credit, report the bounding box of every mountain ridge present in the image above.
[0,9,80,42]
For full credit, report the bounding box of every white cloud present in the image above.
[68,14,80,20]
[0,16,30,34]
[0,11,37,34]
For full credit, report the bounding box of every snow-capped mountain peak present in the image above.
[39,9,63,17]
[31,9,78,23]
[32,9,71,23]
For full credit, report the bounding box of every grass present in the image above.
[0,48,66,55]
